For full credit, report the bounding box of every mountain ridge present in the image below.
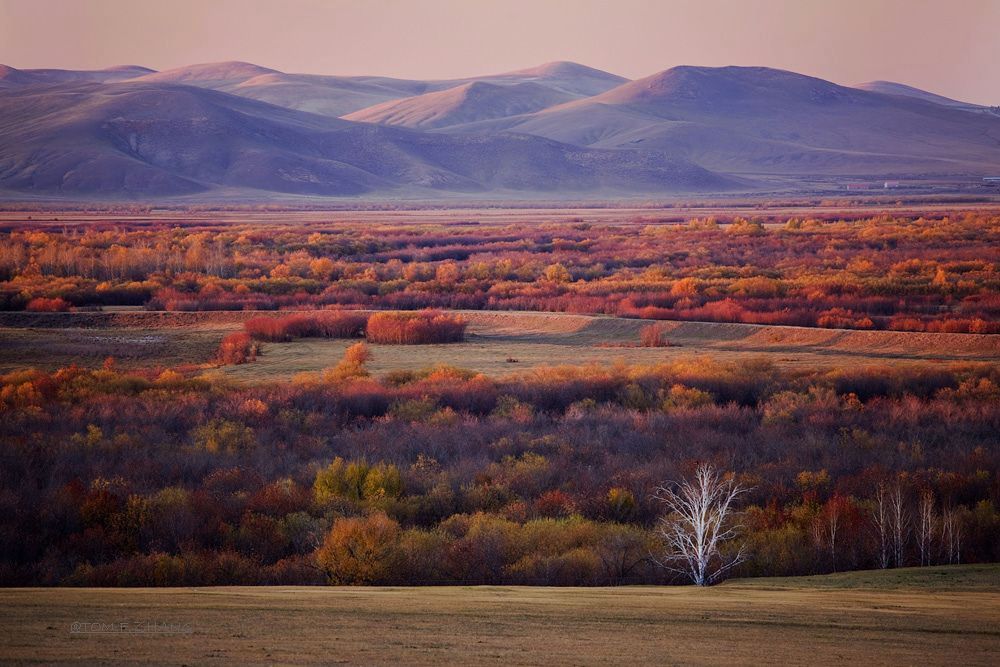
[1,61,997,199]
[445,65,1000,177]
[343,81,576,129]
[0,80,736,198]
[855,80,992,113]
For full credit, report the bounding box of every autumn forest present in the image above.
[0,210,998,587]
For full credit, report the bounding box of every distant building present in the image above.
[884,180,901,188]
[845,183,871,190]
[985,177,1000,183]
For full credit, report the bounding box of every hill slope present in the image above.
[344,81,575,129]
[855,80,989,112]
[0,64,154,88]
[121,60,628,118]
[458,66,1000,176]
[0,81,733,197]
[2,61,999,198]
[125,61,431,117]
[473,61,629,97]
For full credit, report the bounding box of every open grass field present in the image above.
[3,200,1000,230]
[1,309,998,379]
[1,565,997,666]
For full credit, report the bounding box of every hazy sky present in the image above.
[2,0,998,104]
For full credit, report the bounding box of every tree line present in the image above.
[2,213,998,332]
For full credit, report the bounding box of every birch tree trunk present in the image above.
[890,483,908,568]
[872,484,890,569]
[918,490,936,567]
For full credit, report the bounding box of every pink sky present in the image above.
[2,0,998,104]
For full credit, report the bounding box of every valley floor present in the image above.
[2,309,998,379]
[0,565,997,665]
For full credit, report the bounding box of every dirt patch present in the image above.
[0,311,251,330]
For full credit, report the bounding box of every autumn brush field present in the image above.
[1,205,999,665]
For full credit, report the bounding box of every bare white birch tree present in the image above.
[823,495,845,572]
[917,490,936,566]
[941,506,963,565]
[889,483,909,567]
[872,483,891,569]
[653,464,750,586]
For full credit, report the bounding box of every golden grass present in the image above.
[1,310,997,378]
[0,327,225,373]
[3,202,1000,229]
[225,311,999,382]
[1,565,998,665]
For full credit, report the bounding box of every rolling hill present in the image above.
[340,62,627,129]
[451,66,1000,176]
[122,61,431,117]
[1,60,998,198]
[119,60,628,119]
[470,61,629,97]
[343,81,575,129]
[855,80,989,112]
[0,64,154,88]
[0,80,733,197]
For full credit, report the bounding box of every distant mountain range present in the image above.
[1,60,997,199]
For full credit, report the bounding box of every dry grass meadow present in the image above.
[0,565,997,665]
[2,309,998,379]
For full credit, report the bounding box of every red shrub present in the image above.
[244,317,287,341]
[924,318,1000,334]
[217,332,258,365]
[25,297,71,312]
[365,310,467,344]
[639,323,671,347]
[534,489,576,518]
[244,312,369,342]
[889,316,926,332]
[311,312,370,338]
[969,318,1000,334]
[816,308,873,330]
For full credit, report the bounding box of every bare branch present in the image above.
[652,463,751,586]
